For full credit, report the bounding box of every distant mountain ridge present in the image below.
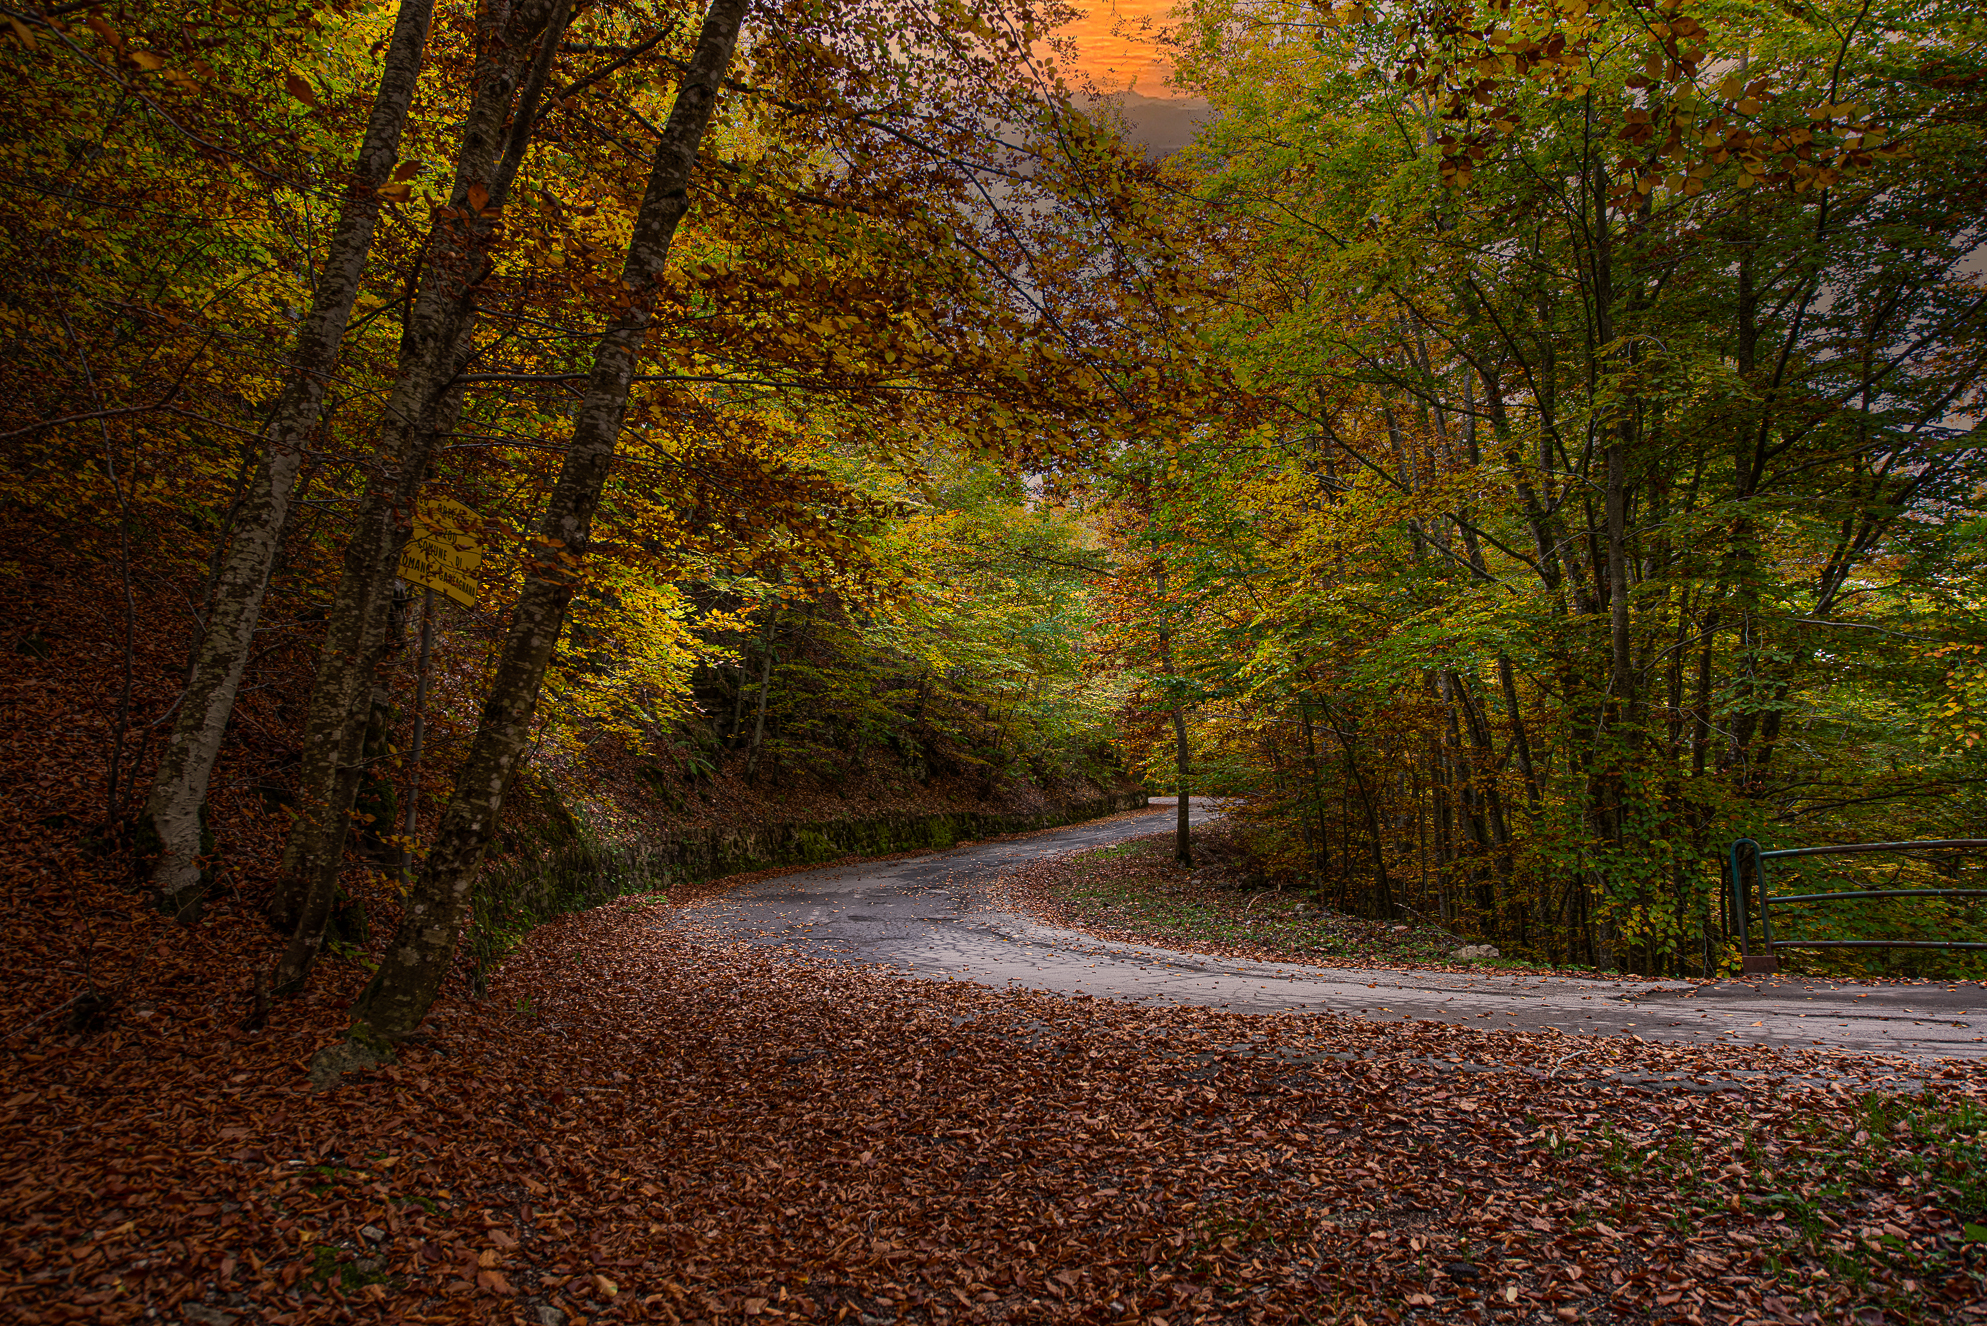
[1080,90,1213,158]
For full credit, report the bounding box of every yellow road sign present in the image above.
[398,496,482,607]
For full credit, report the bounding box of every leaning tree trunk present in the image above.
[268,0,570,968]
[314,0,752,1072]
[137,0,437,921]
[267,357,476,997]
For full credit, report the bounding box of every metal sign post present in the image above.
[395,499,481,884]
[398,588,436,886]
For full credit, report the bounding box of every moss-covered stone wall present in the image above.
[653,790,1150,882]
[467,791,1150,978]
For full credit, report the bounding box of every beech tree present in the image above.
[135,0,438,919]
[1083,0,1987,972]
[311,0,750,1069]
[267,0,575,990]
[261,0,1125,999]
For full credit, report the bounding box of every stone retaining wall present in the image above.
[650,789,1151,882]
[466,791,1150,974]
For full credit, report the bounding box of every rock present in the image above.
[536,1307,568,1326]
[359,1225,385,1243]
[1455,944,1500,960]
[1390,925,1409,932]
[307,1035,395,1089]
[183,1307,239,1326]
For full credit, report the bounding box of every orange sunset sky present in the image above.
[1056,0,1186,97]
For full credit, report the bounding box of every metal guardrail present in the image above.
[1726,838,1987,974]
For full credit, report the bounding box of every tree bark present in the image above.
[330,0,751,1054]
[1605,434,1633,712]
[137,0,437,920]
[1154,565,1191,866]
[1496,652,1541,812]
[745,605,781,783]
[1295,698,1331,879]
[268,0,570,954]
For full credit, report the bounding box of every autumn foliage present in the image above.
[1087,0,1987,977]
[5,0,1987,1322]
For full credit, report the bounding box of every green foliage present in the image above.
[1080,0,1987,974]
[655,456,1128,795]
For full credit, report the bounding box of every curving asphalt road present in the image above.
[683,801,1987,1065]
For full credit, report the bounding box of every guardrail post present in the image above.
[1729,838,1777,976]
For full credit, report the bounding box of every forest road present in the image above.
[685,800,1987,1066]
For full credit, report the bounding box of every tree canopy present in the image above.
[3,0,1983,1022]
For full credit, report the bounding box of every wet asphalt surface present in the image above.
[685,801,1987,1067]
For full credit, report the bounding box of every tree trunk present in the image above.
[321,0,751,1062]
[267,0,569,950]
[1496,652,1541,812]
[137,0,437,920]
[1154,565,1191,866]
[1605,435,1633,713]
[1294,699,1331,879]
[745,605,780,782]
[1319,705,1393,919]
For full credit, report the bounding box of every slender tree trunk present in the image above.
[1295,698,1331,879]
[1154,565,1191,866]
[319,0,751,1062]
[1425,696,1455,921]
[1496,653,1541,812]
[745,606,780,782]
[1605,435,1633,712]
[137,0,437,919]
[268,1,569,956]
[1169,706,1191,864]
[1691,604,1721,780]
[1346,735,1392,918]
[1439,675,1492,922]
[726,640,753,744]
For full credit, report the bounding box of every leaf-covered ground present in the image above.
[6,858,1987,1326]
[992,828,1582,977]
[995,830,1987,994]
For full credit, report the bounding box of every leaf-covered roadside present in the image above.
[6,888,1987,1326]
[994,829,1592,977]
[996,830,1987,992]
